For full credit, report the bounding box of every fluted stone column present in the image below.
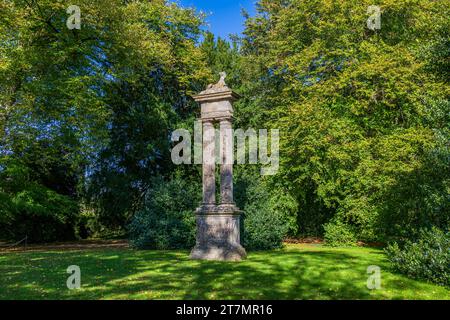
[220,119,234,205]
[190,72,246,261]
[202,121,216,206]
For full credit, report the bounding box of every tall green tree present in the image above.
[0,0,211,239]
[241,0,450,240]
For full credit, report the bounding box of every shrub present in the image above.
[237,170,297,250]
[385,228,450,287]
[0,185,78,243]
[0,160,79,242]
[129,176,200,250]
[242,204,290,250]
[323,221,357,247]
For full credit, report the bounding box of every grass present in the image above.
[0,244,448,300]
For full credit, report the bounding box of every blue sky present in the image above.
[177,0,257,40]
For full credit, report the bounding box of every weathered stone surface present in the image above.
[202,121,215,205]
[193,73,240,122]
[190,244,247,262]
[190,214,247,261]
[196,203,241,215]
[220,120,234,205]
[191,72,246,261]
[200,100,234,121]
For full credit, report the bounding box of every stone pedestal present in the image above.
[190,207,246,261]
[190,73,246,261]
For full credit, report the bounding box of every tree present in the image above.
[0,0,211,238]
[241,0,449,241]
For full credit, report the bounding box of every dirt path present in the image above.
[0,239,130,253]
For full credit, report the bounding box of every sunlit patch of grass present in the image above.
[0,244,448,300]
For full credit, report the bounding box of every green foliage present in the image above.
[129,176,200,250]
[242,207,288,250]
[1,0,211,237]
[323,221,357,247]
[73,207,125,240]
[235,169,297,250]
[241,0,450,241]
[0,160,78,242]
[129,169,297,251]
[82,0,211,227]
[386,228,450,287]
[200,32,242,89]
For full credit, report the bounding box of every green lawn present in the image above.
[0,244,448,300]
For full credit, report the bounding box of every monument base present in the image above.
[190,243,247,261]
[190,208,247,261]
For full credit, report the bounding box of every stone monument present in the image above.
[190,72,247,261]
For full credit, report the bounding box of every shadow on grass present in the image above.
[0,247,446,300]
